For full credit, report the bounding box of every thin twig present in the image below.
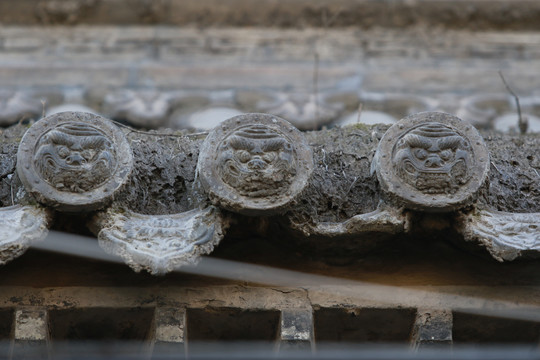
[490,161,501,175]
[346,176,358,195]
[356,103,363,124]
[321,148,328,171]
[10,175,14,206]
[498,71,527,134]
[321,7,343,29]
[41,99,46,118]
[17,115,29,126]
[312,8,342,129]
[313,51,320,124]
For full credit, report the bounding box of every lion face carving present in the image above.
[217,124,296,198]
[33,122,117,193]
[393,122,472,194]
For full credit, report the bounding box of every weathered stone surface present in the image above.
[14,307,48,341]
[172,107,243,131]
[3,26,540,98]
[373,112,490,212]
[197,114,314,215]
[255,92,344,130]
[337,110,397,127]
[278,308,313,352]
[456,94,510,129]
[279,125,384,228]
[154,307,186,343]
[4,0,540,31]
[411,309,452,349]
[292,205,409,238]
[477,134,539,214]
[358,93,436,122]
[0,205,51,266]
[95,206,227,274]
[153,307,186,357]
[103,89,172,129]
[494,113,540,133]
[457,209,540,261]
[0,90,43,126]
[46,103,99,117]
[13,307,49,359]
[16,112,133,212]
[112,130,202,216]
[0,117,538,265]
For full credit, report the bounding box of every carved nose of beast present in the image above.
[247,158,267,170]
[66,152,86,166]
[424,155,442,168]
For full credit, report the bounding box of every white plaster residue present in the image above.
[156,324,184,343]
[282,325,310,341]
[0,205,50,265]
[15,309,48,341]
[293,205,408,237]
[459,209,540,261]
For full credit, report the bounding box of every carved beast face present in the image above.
[393,122,472,194]
[217,125,296,198]
[33,123,117,193]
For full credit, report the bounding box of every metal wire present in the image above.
[32,231,540,323]
[12,231,540,360]
[5,342,540,360]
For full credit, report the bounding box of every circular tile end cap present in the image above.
[374,111,490,212]
[16,112,133,212]
[197,113,314,216]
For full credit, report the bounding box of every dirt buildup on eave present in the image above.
[1,122,539,220]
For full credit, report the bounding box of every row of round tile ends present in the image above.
[6,110,529,275]
[16,111,489,214]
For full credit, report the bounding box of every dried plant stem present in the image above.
[498,71,528,134]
